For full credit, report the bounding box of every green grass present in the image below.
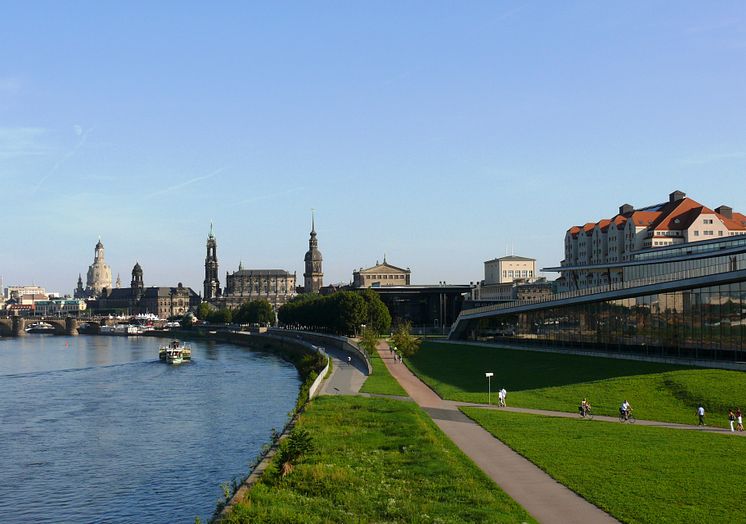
[461,408,746,523]
[359,349,408,396]
[224,396,534,523]
[406,341,746,427]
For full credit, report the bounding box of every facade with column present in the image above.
[352,258,411,288]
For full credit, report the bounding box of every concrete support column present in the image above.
[65,317,79,336]
[12,316,26,337]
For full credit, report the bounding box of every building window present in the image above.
[694,231,700,236]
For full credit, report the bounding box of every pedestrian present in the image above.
[728,409,736,432]
[499,388,507,407]
[696,405,705,426]
[737,408,744,431]
[347,356,352,366]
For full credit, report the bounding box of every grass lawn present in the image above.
[359,349,408,396]
[224,396,534,523]
[407,341,746,427]
[461,408,746,523]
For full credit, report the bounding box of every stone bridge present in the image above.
[0,317,112,337]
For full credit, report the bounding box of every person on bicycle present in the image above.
[579,398,591,417]
[620,400,632,420]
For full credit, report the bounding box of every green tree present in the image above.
[197,302,211,320]
[391,321,420,357]
[359,289,392,334]
[329,291,367,336]
[359,325,380,355]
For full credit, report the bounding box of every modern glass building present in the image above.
[450,236,746,364]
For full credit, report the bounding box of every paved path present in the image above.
[450,402,743,435]
[377,342,618,524]
[317,344,367,396]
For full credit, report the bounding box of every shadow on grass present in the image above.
[408,340,692,392]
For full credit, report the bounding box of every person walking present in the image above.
[499,388,507,407]
[696,405,705,426]
[737,408,743,431]
[728,409,736,432]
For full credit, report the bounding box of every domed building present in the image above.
[85,239,112,298]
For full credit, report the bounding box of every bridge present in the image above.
[0,316,114,337]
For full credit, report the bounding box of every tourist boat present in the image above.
[159,340,192,363]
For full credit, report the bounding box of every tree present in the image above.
[197,302,211,320]
[359,289,392,334]
[329,291,367,336]
[391,321,420,357]
[359,325,380,355]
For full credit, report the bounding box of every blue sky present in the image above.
[1,1,745,294]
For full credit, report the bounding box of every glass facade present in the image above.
[461,281,746,362]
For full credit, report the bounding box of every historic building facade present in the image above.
[92,263,199,317]
[303,214,323,293]
[221,265,296,309]
[83,239,113,298]
[203,227,297,310]
[352,258,411,288]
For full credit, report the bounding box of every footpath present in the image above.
[376,341,618,524]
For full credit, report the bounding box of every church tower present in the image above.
[303,211,323,293]
[131,262,144,302]
[85,238,113,298]
[203,224,220,301]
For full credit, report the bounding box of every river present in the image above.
[0,334,301,523]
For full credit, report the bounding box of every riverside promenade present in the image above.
[376,341,618,524]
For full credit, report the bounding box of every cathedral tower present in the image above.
[303,211,323,293]
[131,262,144,302]
[204,224,220,301]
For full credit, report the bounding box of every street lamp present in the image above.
[485,372,494,405]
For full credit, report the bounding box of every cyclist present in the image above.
[579,398,592,417]
[620,400,632,421]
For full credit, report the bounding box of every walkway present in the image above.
[317,343,367,396]
[451,402,742,435]
[377,341,618,524]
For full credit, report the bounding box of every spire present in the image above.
[209,222,214,239]
[239,260,243,271]
[383,253,387,264]
[311,208,316,235]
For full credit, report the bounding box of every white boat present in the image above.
[159,340,192,363]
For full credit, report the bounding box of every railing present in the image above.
[458,258,742,320]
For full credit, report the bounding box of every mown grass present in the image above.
[223,396,534,523]
[359,348,408,396]
[461,408,746,523]
[407,341,746,427]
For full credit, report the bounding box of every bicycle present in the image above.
[578,407,594,420]
[618,410,636,423]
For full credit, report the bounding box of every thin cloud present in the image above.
[143,166,227,200]
[0,127,52,160]
[227,186,304,207]
[32,126,94,193]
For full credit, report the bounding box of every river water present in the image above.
[0,334,301,523]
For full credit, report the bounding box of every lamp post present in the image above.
[485,372,494,405]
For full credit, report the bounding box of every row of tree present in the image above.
[278,289,392,336]
[197,299,275,325]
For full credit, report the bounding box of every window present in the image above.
[508,271,514,277]
[703,219,713,224]
[694,231,700,236]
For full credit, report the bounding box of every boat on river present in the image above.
[159,340,192,364]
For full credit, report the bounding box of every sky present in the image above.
[1,1,745,294]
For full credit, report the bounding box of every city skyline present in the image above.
[2,2,745,293]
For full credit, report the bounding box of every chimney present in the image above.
[716,205,733,219]
[669,190,686,203]
[619,204,634,215]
